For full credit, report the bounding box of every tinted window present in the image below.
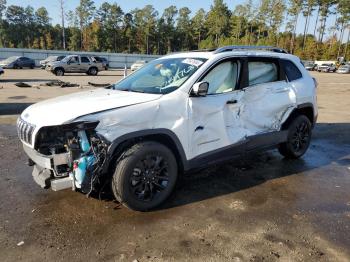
[81,57,90,63]
[281,60,302,81]
[202,60,240,94]
[248,61,278,86]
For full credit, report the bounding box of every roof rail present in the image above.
[213,45,288,54]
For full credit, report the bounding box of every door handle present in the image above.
[226,99,238,104]
[273,87,289,93]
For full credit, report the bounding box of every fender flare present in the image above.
[105,128,189,172]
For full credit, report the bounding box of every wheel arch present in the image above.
[104,129,188,174]
[54,67,65,73]
[281,103,315,130]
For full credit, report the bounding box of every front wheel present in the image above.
[278,115,312,159]
[112,141,178,211]
[55,68,64,76]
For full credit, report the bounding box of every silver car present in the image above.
[131,60,147,71]
[337,64,350,74]
[46,55,105,76]
[40,55,66,69]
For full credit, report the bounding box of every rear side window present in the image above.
[81,57,90,63]
[281,60,302,81]
[248,61,278,86]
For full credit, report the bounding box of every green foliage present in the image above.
[0,0,349,60]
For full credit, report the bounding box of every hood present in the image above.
[21,88,162,127]
[47,61,62,67]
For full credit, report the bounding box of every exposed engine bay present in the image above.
[32,121,109,195]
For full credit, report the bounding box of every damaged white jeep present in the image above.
[18,46,317,211]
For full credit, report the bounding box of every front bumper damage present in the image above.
[20,121,109,194]
[24,144,73,190]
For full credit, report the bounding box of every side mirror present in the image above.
[192,82,209,97]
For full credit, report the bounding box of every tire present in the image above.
[112,141,178,211]
[30,64,34,69]
[278,115,312,159]
[55,68,64,76]
[88,67,98,76]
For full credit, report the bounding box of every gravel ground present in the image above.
[0,70,349,261]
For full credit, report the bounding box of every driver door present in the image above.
[67,56,80,72]
[188,59,246,159]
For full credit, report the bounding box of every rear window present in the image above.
[281,60,302,81]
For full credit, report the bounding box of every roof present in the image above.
[162,46,292,60]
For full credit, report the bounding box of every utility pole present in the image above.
[59,0,66,50]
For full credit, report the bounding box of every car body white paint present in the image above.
[19,50,317,163]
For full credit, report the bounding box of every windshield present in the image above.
[113,57,207,94]
[3,56,19,62]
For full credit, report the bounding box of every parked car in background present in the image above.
[337,64,350,74]
[317,63,336,72]
[0,66,4,76]
[131,60,147,71]
[40,56,66,69]
[0,56,35,69]
[46,55,105,76]
[304,62,316,71]
[93,56,109,70]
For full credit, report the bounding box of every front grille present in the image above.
[17,118,35,145]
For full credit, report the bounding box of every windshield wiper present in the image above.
[129,89,144,93]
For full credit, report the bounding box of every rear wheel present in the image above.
[278,115,312,159]
[88,67,98,76]
[112,141,178,211]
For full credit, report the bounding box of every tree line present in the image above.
[0,0,349,61]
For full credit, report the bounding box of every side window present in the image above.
[281,60,302,81]
[70,56,79,63]
[248,60,278,86]
[201,60,239,94]
[81,56,90,63]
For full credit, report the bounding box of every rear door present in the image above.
[80,56,91,72]
[237,57,296,137]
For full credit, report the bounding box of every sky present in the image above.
[6,0,342,40]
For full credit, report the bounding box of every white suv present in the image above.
[18,46,318,211]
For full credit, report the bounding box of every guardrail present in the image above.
[0,48,160,68]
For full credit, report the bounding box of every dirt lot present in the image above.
[0,69,350,261]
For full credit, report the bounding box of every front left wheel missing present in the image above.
[112,141,178,211]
